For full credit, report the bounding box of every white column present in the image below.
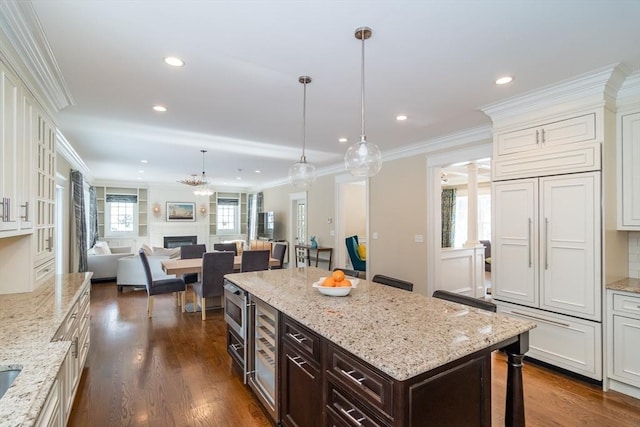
[464,162,479,247]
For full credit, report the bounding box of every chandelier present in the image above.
[344,26,382,177]
[289,75,316,188]
[178,150,214,196]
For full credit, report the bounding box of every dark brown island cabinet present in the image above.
[224,268,534,427]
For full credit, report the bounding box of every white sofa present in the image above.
[116,255,176,291]
[87,246,134,281]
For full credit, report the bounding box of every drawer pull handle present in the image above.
[230,343,243,352]
[340,369,366,385]
[287,332,308,344]
[339,407,365,426]
[510,310,570,327]
[287,355,308,369]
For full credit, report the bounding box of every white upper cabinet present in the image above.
[618,110,640,229]
[496,113,596,156]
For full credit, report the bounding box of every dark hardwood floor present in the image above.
[70,281,640,427]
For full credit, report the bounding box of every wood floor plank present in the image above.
[69,282,640,426]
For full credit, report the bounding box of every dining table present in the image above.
[161,255,280,277]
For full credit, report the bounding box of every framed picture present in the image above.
[166,202,195,222]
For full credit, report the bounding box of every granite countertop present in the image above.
[225,267,536,381]
[0,273,92,427]
[606,277,640,295]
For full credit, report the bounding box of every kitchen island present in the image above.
[225,267,535,427]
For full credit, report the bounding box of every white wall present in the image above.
[630,231,640,278]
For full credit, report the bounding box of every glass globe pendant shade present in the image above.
[344,136,382,177]
[288,156,317,188]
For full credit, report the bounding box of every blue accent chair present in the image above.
[345,235,366,273]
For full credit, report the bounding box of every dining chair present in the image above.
[213,242,238,255]
[241,249,270,272]
[372,274,414,292]
[139,249,186,318]
[271,243,287,269]
[191,251,235,320]
[432,290,497,312]
[180,244,207,284]
[333,268,360,278]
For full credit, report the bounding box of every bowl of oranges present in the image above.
[312,270,356,296]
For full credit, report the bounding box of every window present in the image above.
[217,198,239,234]
[105,194,137,236]
[453,193,491,247]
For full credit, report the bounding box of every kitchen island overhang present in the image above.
[225,267,535,427]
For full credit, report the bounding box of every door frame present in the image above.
[289,191,306,266]
[334,174,368,276]
[425,142,492,296]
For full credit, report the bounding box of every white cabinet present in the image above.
[607,290,640,398]
[497,301,602,380]
[618,111,640,229]
[493,172,601,320]
[35,377,63,427]
[493,113,600,181]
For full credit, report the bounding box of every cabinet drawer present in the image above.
[612,293,640,319]
[326,381,391,427]
[282,315,321,363]
[34,258,55,286]
[497,302,602,380]
[327,344,394,417]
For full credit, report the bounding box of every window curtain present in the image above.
[441,188,456,248]
[70,170,88,272]
[89,186,98,247]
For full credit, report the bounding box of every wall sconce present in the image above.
[199,205,208,216]
[152,203,162,218]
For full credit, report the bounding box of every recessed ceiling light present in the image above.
[140,160,148,164]
[164,56,184,67]
[138,170,144,173]
[153,105,167,112]
[136,176,142,180]
[495,76,513,85]
[254,170,261,173]
[338,137,348,143]
[396,115,408,121]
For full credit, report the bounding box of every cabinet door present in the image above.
[492,179,538,306]
[620,111,640,228]
[281,341,321,427]
[612,315,640,388]
[541,114,596,148]
[539,173,600,320]
[34,107,56,263]
[495,126,539,156]
[0,63,20,232]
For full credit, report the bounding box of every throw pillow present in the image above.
[357,243,367,260]
[141,243,153,256]
[93,241,111,255]
[152,247,181,259]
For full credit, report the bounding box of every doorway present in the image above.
[334,175,367,273]
[289,192,307,267]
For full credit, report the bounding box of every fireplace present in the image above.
[164,235,198,249]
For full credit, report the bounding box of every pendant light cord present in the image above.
[302,79,307,162]
[360,31,366,141]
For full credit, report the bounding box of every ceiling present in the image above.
[28,0,640,189]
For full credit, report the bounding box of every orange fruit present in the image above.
[336,279,351,288]
[332,270,345,282]
[322,277,336,287]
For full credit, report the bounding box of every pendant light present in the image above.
[345,26,382,177]
[288,75,316,188]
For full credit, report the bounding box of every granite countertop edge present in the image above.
[606,277,640,294]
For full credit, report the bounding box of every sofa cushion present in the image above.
[141,243,154,256]
[152,247,180,259]
[92,241,111,255]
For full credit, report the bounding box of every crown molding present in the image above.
[617,71,640,111]
[0,1,74,113]
[56,130,93,181]
[481,63,629,126]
